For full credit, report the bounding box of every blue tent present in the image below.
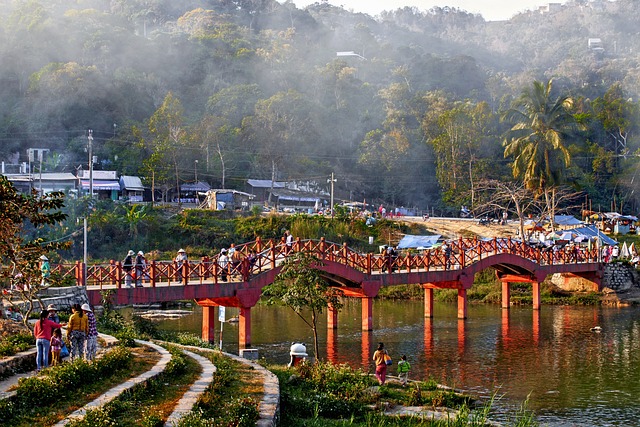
[397,234,441,249]
[570,225,617,246]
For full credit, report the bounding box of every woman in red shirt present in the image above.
[33,309,64,371]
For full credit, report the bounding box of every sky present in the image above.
[288,0,565,21]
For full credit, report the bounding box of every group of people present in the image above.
[122,250,147,288]
[32,302,98,371]
[372,342,411,387]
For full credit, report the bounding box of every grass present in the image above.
[3,345,158,427]
[268,362,537,427]
[66,345,202,427]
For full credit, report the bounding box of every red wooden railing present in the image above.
[53,237,600,289]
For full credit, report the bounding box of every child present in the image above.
[398,355,411,387]
[50,328,63,366]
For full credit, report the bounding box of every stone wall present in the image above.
[37,286,90,311]
[550,263,640,303]
[600,263,640,294]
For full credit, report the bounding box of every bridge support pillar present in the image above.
[532,281,540,310]
[328,304,338,329]
[457,289,467,319]
[501,281,510,309]
[201,306,216,343]
[362,297,373,331]
[239,306,251,348]
[424,288,434,318]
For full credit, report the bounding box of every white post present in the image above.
[88,130,94,197]
[83,217,88,281]
[329,172,337,218]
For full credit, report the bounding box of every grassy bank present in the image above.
[270,361,536,427]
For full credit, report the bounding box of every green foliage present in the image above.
[3,346,132,423]
[0,333,35,357]
[264,252,344,361]
[278,362,370,420]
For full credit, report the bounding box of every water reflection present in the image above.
[152,301,640,425]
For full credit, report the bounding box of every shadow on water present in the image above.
[149,300,640,426]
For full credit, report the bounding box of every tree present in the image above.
[474,180,540,240]
[143,92,189,203]
[502,79,579,230]
[0,176,69,329]
[262,252,343,362]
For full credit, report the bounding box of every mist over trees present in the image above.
[1,0,640,214]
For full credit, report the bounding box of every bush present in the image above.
[0,332,34,357]
[12,347,132,411]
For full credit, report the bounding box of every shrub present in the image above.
[0,332,34,357]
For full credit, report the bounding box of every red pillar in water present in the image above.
[238,306,252,348]
[532,281,540,310]
[201,306,216,343]
[424,287,434,318]
[362,297,373,331]
[457,289,467,319]
[327,304,338,330]
[501,281,511,309]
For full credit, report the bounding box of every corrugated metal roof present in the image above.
[181,181,211,192]
[119,175,144,191]
[247,179,285,188]
[79,180,120,190]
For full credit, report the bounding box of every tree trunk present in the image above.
[311,309,320,363]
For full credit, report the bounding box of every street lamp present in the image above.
[87,130,93,197]
[194,159,199,183]
[327,172,337,218]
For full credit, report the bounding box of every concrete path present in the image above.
[159,343,280,427]
[53,340,171,427]
[164,349,216,427]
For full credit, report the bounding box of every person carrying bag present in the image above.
[372,342,390,385]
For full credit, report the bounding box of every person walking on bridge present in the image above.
[135,251,146,287]
[218,248,229,282]
[123,250,134,288]
[175,249,188,282]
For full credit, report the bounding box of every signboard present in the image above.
[218,306,226,323]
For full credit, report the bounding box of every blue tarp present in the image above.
[570,225,617,246]
[397,234,441,249]
[554,215,583,226]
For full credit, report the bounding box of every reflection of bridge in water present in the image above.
[55,237,603,348]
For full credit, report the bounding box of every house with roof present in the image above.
[245,179,286,202]
[3,172,77,194]
[78,170,120,200]
[119,175,145,202]
[245,178,330,211]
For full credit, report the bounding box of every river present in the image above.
[151,300,640,426]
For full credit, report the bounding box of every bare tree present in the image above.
[474,180,541,240]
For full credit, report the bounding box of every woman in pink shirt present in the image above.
[33,309,64,370]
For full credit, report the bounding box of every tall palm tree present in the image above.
[502,79,577,229]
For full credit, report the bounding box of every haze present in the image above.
[286,0,567,21]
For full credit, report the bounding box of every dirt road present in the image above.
[399,216,520,240]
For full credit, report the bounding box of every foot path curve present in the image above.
[53,339,171,427]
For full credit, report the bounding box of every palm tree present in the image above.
[502,79,578,229]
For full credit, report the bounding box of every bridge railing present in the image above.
[52,237,601,289]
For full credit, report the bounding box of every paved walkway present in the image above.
[54,340,171,427]
[164,349,216,427]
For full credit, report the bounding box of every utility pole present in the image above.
[83,217,88,283]
[88,130,94,197]
[328,172,337,218]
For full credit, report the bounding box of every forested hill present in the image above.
[1,0,639,213]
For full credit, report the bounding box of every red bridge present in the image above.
[54,237,603,348]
